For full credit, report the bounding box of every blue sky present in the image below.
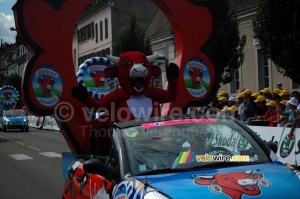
[0,0,17,45]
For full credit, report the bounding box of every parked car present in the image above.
[62,114,300,199]
[2,109,29,132]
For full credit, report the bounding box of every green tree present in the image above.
[3,73,22,93]
[253,0,300,83]
[112,12,153,56]
[209,0,246,85]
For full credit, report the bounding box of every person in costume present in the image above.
[72,51,179,125]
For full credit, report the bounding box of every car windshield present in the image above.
[121,117,270,176]
[4,110,25,116]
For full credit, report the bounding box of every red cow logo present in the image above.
[194,170,271,199]
[188,67,203,88]
[38,76,55,96]
[107,81,115,90]
[90,70,105,87]
[3,92,12,100]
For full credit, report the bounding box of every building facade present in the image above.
[73,0,157,70]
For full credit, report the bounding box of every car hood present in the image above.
[134,161,300,199]
[5,115,26,121]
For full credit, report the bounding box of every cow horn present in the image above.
[106,55,120,64]
[245,170,255,174]
[147,54,159,63]
[39,75,43,79]
[91,70,96,74]
[192,174,214,179]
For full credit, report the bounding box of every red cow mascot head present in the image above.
[38,76,55,96]
[90,70,105,87]
[105,51,161,95]
[194,170,271,199]
[188,67,203,88]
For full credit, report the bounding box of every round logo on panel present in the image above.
[32,64,62,107]
[76,57,118,100]
[0,85,20,110]
[280,135,295,158]
[184,57,210,98]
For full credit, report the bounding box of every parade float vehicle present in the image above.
[62,114,300,199]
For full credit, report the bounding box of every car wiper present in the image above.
[136,168,188,176]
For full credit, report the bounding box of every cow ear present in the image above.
[104,66,118,78]
[151,64,161,76]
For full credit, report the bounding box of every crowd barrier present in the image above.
[27,115,60,131]
[27,115,300,166]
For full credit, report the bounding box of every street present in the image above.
[0,127,70,199]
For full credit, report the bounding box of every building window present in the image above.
[95,23,98,43]
[258,49,269,89]
[230,69,240,93]
[87,24,91,39]
[100,21,103,41]
[90,22,94,39]
[73,48,77,69]
[105,18,108,39]
[78,29,81,43]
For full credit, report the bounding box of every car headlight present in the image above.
[4,117,9,122]
[144,191,171,199]
[23,118,27,122]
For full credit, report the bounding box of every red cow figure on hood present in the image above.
[194,170,271,199]
[72,51,179,125]
[3,92,12,100]
[38,76,55,96]
[90,70,105,87]
[188,67,203,88]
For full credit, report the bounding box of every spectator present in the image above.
[218,90,229,100]
[247,95,268,124]
[272,88,282,104]
[279,90,290,101]
[218,96,228,110]
[285,97,300,140]
[277,82,283,90]
[228,96,237,107]
[263,100,278,127]
[276,100,287,127]
[220,107,229,115]
[291,91,300,111]
[260,88,272,103]
[283,97,300,126]
[227,105,238,119]
[236,93,244,121]
[242,89,252,122]
[251,92,260,98]
[248,95,258,121]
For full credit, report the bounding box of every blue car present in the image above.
[62,115,300,199]
[2,109,29,132]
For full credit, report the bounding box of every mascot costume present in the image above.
[72,51,179,125]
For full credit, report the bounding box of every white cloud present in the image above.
[0,12,17,44]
